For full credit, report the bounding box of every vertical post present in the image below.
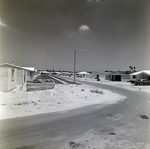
[74,51,76,83]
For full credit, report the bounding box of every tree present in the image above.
[129,66,133,71]
[133,67,136,72]
[129,66,136,72]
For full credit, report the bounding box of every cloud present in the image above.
[87,0,100,2]
[0,19,8,27]
[79,25,90,31]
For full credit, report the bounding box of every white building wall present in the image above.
[130,72,150,81]
[121,74,130,82]
[7,68,17,91]
[26,71,37,81]
[0,68,8,91]
[24,70,27,82]
[17,69,26,85]
[26,71,31,81]
[0,66,32,91]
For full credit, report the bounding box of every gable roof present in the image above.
[130,70,150,75]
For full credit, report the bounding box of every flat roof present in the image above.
[22,67,37,72]
[0,63,36,72]
[0,63,26,70]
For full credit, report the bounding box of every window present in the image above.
[11,69,15,81]
[132,75,136,79]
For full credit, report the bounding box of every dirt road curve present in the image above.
[0,82,150,149]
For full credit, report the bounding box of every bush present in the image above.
[90,90,103,94]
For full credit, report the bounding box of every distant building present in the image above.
[61,71,71,76]
[129,70,150,83]
[51,72,62,76]
[0,63,38,92]
[105,72,130,82]
[76,71,92,78]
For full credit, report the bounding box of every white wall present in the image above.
[27,71,32,81]
[7,68,17,91]
[26,71,38,81]
[0,68,8,91]
[17,69,27,85]
[130,73,150,81]
[0,67,29,92]
[0,67,17,91]
[121,74,130,82]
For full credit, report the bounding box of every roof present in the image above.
[0,63,26,70]
[61,72,71,74]
[77,71,90,75]
[105,72,129,75]
[22,67,37,72]
[0,63,37,72]
[41,70,50,74]
[130,70,150,75]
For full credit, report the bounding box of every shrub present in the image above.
[90,90,103,94]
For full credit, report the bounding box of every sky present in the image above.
[0,0,150,72]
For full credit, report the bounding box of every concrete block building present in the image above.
[105,72,130,82]
[0,63,37,92]
[130,70,150,82]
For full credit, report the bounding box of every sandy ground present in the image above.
[76,77,150,94]
[0,78,150,149]
[0,83,126,119]
[0,77,149,120]
[60,77,150,149]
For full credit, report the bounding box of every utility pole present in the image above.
[74,51,76,83]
